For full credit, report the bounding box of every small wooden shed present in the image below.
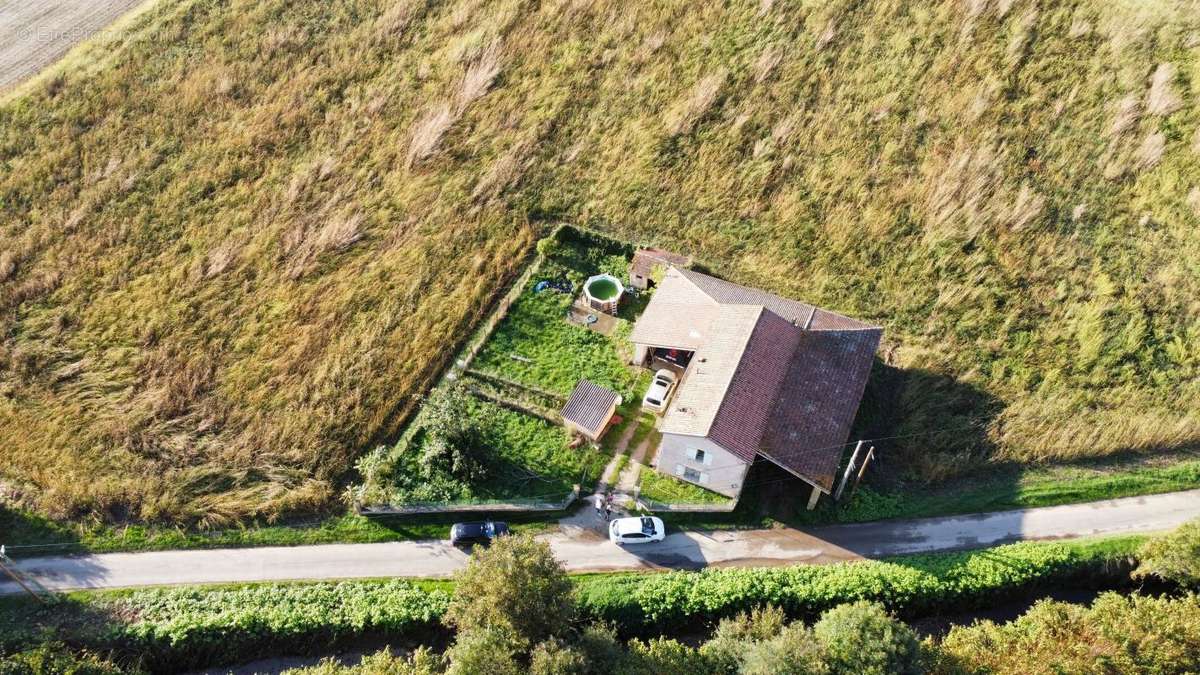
[560,379,621,441]
[629,248,692,290]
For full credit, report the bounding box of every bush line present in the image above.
[0,538,1141,672]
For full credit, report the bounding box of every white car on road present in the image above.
[641,369,677,413]
[609,516,666,545]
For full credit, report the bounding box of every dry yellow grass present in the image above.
[0,0,1197,524]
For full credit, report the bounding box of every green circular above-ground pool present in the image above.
[584,274,623,314]
[586,277,619,300]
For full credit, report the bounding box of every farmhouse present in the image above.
[629,266,881,508]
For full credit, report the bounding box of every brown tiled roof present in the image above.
[631,248,692,278]
[638,266,881,492]
[760,327,883,492]
[660,305,765,441]
[706,309,803,463]
[560,379,620,437]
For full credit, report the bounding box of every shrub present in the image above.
[572,623,625,675]
[618,638,711,675]
[445,534,575,644]
[0,643,127,675]
[108,581,448,672]
[811,602,920,675]
[738,623,827,675]
[1134,519,1200,587]
[701,606,788,673]
[419,384,496,483]
[931,593,1200,675]
[528,638,588,675]
[445,627,521,675]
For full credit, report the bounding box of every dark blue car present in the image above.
[450,520,510,547]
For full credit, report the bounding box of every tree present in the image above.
[444,533,575,645]
[445,627,522,675]
[1134,519,1200,587]
[812,602,920,675]
[618,638,712,675]
[701,605,788,673]
[529,639,588,675]
[419,384,493,482]
[740,624,830,675]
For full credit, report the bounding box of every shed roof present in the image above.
[631,248,692,278]
[560,379,620,437]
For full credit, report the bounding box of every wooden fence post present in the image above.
[849,446,875,496]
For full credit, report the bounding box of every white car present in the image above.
[609,516,666,545]
[641,369,677,413]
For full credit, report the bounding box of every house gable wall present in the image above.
[655,432,749,498]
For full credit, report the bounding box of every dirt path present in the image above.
[615,432,655,494]
[0,0,150,94]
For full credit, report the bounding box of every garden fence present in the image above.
[358,485,581,516]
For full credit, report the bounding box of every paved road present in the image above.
[4,489,1199,594]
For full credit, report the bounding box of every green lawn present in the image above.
[472,233,644,401]
[639,467,734,505]
[373,397,608,506]
[661,450,1200,531]
[822,454,1200,525]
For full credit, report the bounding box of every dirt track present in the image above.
[0,0,148,93]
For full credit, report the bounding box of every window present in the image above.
[687,448,713,466]
[682,467,702,482]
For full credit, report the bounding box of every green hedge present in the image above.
[1,581,450,673]
[575,539,1140,629]
[122,581,449,671]
[1,539,1140,672]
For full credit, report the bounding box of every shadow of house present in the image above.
[855,361,1005,485]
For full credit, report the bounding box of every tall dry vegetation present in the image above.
[0,0,1197,523]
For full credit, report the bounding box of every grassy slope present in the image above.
[0,0,1197,526]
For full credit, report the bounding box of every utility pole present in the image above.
[0,546,48,604]
[849,446,875,497]
[834,440,863,501]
